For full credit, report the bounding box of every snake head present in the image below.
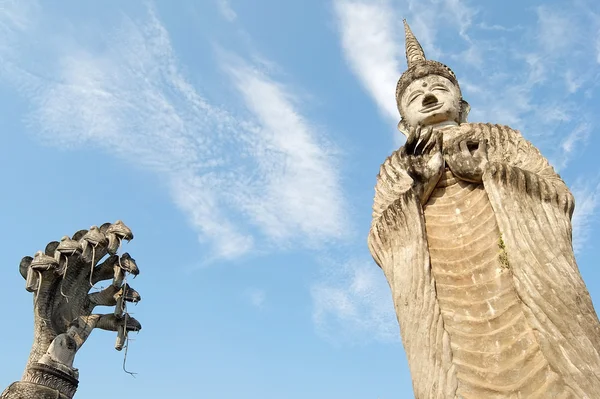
[26,251,60,293]
[105,220,134,255]
[125,316,142,332]
[118,253,139,277]
[81,226,107,247]
[80,226,108,262]
[30,250,60,272]
[54,235,82,263]
[121,284,141,303]
[56,236,82,255]
[51,235,82,276]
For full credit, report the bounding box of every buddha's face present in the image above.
[399,75,461,128]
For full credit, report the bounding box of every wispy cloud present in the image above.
[0,0,39,58]
[440,0,477,39]
[216,0,237,22]
[245,288,266,308]
[597,35,600,64]
[556,123,591,170]
[332,0,401,121]
[477,22,522,32]
[0,0,25,29]
[0,0,37,31]
[311,259,398,344]
[224,59,350,246]
[535,6,576,55]
[1,4,348,259]
[572,179,600,253]
[565,69,585,93]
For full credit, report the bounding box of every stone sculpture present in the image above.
[2,221,142,399]
[368,21,600,398]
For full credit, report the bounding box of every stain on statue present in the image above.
[368,20,600,398]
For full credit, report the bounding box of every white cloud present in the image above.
[17,9,253,259]
[572,179,600,253]
[245,288,266,308]
[332,0,401,121]
[467,81,532,128]
[170,173,254,259]
[477,22,522,32]
[224,59,350,246]
[0,0,37,32]
[442,0,477,39]
[597,33,600,64]
[561,123,590,154]
[536,6,576,54]
[2,4,348,259]
[555,123,591,170]
[216,0,237,22]
[458,44,483,68]
[524,53,546,85]
[311,259,398,344]
[404,0,478,57]
[565,70,585,93]
[0,0,39,58]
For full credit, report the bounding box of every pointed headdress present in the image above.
[396,20,464,116]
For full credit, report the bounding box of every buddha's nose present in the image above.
[422,93,438,107]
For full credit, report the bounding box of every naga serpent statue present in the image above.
[2,221,142,399]
[368,21,600,398]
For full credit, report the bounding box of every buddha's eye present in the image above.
[407,92,423,104]
[431,85,449,92]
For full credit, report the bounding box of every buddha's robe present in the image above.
[368,123,600,398]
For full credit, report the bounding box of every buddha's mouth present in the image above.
[420,102,444,113]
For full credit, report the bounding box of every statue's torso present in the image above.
[423,168,570,398]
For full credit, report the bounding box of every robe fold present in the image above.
[368,123,600,398]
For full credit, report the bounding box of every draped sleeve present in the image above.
[451,123,600,397]
[368,148,457,398]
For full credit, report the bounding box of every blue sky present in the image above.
[1,0,599,397]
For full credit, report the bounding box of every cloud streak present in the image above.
[225,59,349,246]
[311,259,398,344]
[245,288,266,308]
[1,3,349,260]
[216,0,237,22]
[556,123,591,170]
[535,6,576,55]
[572,179,600,254]
[332,0,401,121]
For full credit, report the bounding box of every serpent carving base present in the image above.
[2,221,142,399]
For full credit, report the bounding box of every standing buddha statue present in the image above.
[368,20,600,398]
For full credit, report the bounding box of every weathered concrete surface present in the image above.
[425,168,569,398]
[368,20,600,398]
[2,221,142,399]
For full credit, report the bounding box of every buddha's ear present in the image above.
[397,119,410,137]
[459,99,470,123]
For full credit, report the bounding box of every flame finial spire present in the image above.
[403,20,426,67]
[396,19,459,109]
[396,20,468,130]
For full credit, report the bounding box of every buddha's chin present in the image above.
[419,109,457,127]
